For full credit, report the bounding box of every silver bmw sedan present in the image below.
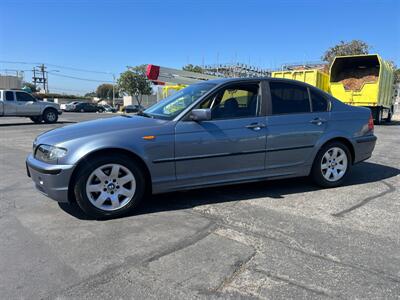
[26,78,377,218]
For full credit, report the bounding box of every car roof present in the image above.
[205,77,315,86]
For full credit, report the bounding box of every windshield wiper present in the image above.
[137,111,153,118]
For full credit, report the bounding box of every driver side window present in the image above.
[201,83,260,120]
[16,92,35,102]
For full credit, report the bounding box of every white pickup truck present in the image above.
[0,89,62,123]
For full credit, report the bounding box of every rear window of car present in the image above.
[5,91,14,101]
[270,82,310,114]
[310,89,328,112]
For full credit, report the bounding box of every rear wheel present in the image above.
[74,154,146,219]
[311,142,351,188]
[386,106,393,123]
[374,107,382,125]
[43,108,58,123]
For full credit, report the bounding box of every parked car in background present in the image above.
[61,101,81,111]
[100,104,117,113]
[72,102,104,112]
[26,78,377,218]
[0,89,62,123]
[124,104,144,113]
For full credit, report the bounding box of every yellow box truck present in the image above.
[271,69,330,93]
[329,54,395,123]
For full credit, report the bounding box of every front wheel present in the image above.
[74,154,146,219]
[311,142,351,188]
[43,108,58,123]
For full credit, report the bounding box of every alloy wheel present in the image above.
[320,147,348,182]
[47,111,56,122]
[86,163,136,211]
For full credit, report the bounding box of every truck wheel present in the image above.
[73,154,146,219]
[311,141,351,188]
[374,107,382,125]
[386,106,393,123]
[30,116,43,124]
[43,108,58,123]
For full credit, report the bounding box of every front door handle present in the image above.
[246,123,266,131]
[310,118,326,125]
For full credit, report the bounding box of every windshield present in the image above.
[144,82,216,120]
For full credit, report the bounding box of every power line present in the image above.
[0,60,115,75]
[49,86,91,93]
[48,71,114,83]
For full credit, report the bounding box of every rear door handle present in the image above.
[310,118,326,125]
[246,123,266,131]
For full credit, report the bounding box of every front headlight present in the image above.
[35,144,67,163]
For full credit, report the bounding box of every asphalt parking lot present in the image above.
[1,113,399,299]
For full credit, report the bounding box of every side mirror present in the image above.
[190,108,211,122]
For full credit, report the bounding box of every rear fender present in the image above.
[307,131,355,166]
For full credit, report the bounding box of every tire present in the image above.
[74,154,146,219]
[30,116,43,124]
[374,107,382,125]
[311,141,352,188]
[43,108,58,123]
[386,106,393,123]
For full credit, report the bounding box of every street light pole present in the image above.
[112,73,116,107]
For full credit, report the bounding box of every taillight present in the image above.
[368,113,374,131]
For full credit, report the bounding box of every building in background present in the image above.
[0,74,23,89]
[203,63,270,78]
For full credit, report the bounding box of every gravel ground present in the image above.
[0,112,399,299]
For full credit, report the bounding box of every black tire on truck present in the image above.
[30,116,43,124]
[43,108,58,124]
[374,107,382,125]
[386,106,393,123]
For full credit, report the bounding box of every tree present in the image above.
[395,69,400,83]
[117,65,152,106]
[22,82,37,93]
[182,64,203,73]
[96,83,118,99]
[388,61,400,83]
[322,40,371,65]
[84,91,96,98]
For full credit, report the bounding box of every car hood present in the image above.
[39,101,59,107]
[35,115,169,146]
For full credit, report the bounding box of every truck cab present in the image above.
[0,89,62,123]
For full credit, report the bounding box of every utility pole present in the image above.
[32,64,48,93]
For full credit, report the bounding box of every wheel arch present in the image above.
[318,137,355,164]
[42,106,58,113]
[68,147,152,203]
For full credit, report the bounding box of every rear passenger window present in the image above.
[310,90,328,112]
[5,91,14,101]
[270,82,310,114]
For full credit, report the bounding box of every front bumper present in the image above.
[57,110,63,115]
[26,154,74,203]
[353,134,377,163]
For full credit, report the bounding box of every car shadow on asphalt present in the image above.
[0,121,75,127]
[59,161,400,221]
